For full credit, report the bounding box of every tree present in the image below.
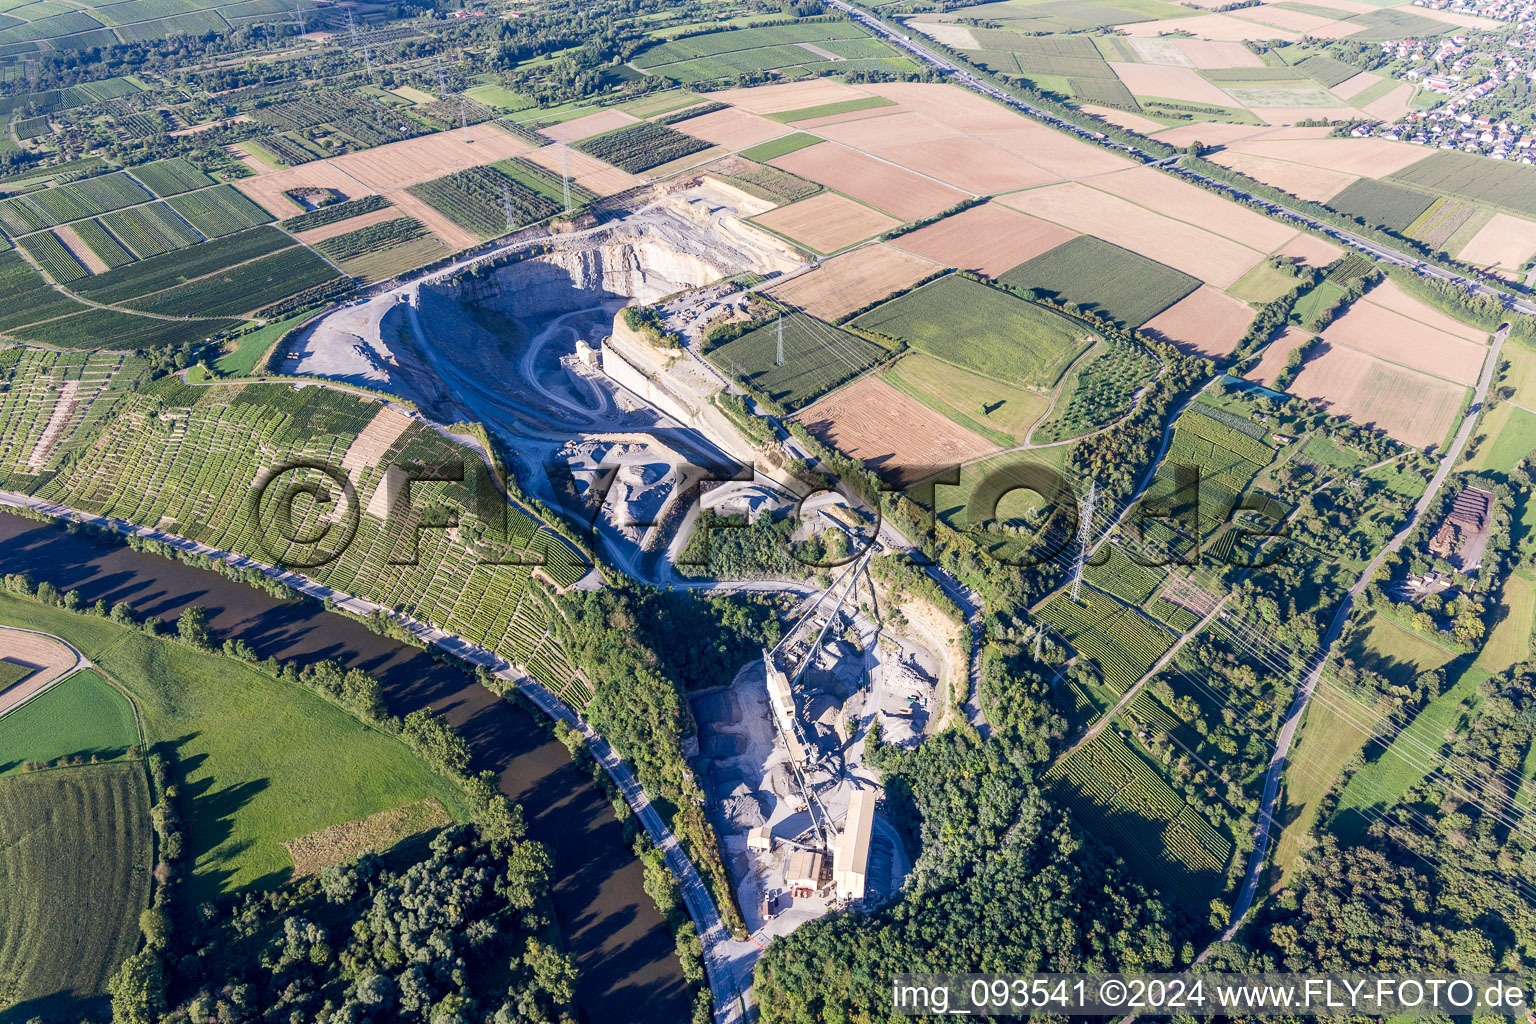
[177,605,213,649]
[139,907,171,949]
[108,950,165,1024]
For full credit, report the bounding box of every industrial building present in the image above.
[833,789,876,901]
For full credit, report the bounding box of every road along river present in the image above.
[0,510,690,1024]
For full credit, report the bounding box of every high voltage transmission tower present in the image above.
[1069,481,1096,603]
[560,147,572,213]
[776,312,784,365]
[502,184,515,233]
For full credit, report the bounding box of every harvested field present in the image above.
[863,82,1133,176]
[1288,342,1466,448]
[753,191,899,252]
[792,106,909,129]
[1127,37,1197,67]
[1361,82,1413,120]
[283,799,451,876]
[999,181,1263,288]
[1108,62,1238,106]
[1249,326,1314,387]
[794,374,999,485]
[1455,212,1536,272]
[1331,71,1383,100]
[384,187,479,251]
[1140,285,1255,358]
[231,143,274,175]
[522,145,643,197]
[912,21,980,49]
[1252,105,1363,124]
[1205,149,1357,202]
[293,205,403,244]
[234,161,371,218]
[670,106,790,150]
[1365,277,1489,342]
[0,626,78,717]
[768,141,968,221]
[809,109,1058,193]
[1233,4,1347,32]
[54,223,107,275]
[1123,13,1301,40]
[1322,293,1484,385]
[1090,165,1297,251]
[891,201,1076,277]
[541,108,641,143]
[328,123,533,192]
[1081,104,1168,134]
[1178,38,1266,66]
[764,243,938,321]
[711,79,874,114]
[1275,232,1345,266]
[1153,122,1267,148]
[1223,137,1430,178]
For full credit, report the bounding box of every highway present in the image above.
[827,0,1536,318]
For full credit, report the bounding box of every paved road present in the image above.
[1222,323,1509,939]
[829,0,1536,319]
[0,489,753,1024]
[0,625,90,719]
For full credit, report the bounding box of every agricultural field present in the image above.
[1388,151,1536,220]
[131,156,215,197]
[1044,730,1232,905]
[18,228,88,282]
[705,310,889,411]
[793,374,999,485]
[1279,342,1467,449]
[852,275,1095,388]
[752,191,898,253]
[705,155,820,205]
[573,121,713,174]
[999,235,1200,328]
[891,202,1076,279]
[1032,339,1158,443]
[97,201,203,258]
[882,351,1053,446]
[1326,179,1436,234]
[0,762,150,1021]
[279,194,393,233]
[124,245,341,317]
[165,183,273,236]
[0,668,137,773]
[632,22,914,84]
[764,243,938,322]
[406,165,562,239]
[1037,586,1177,694]
[738,133,822,163]
[1140,285,1255,358]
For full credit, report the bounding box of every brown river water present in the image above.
[0,511,689,1024]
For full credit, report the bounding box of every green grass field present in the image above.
[852,275,1094,388]
[214,310,312,377]
[766,96,894,123]
[739,132,821,163]
[1465,402,1536,474]
[1230,260,1300,304]
[1329,666,1487,842]
[999,235,1200,328]
[0,669,138,775]
[0,762,151,1022]
[0,658,31,694]
[881,350,1052,446]
[0,595,470,903]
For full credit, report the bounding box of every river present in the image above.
[0,511,690,1024]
